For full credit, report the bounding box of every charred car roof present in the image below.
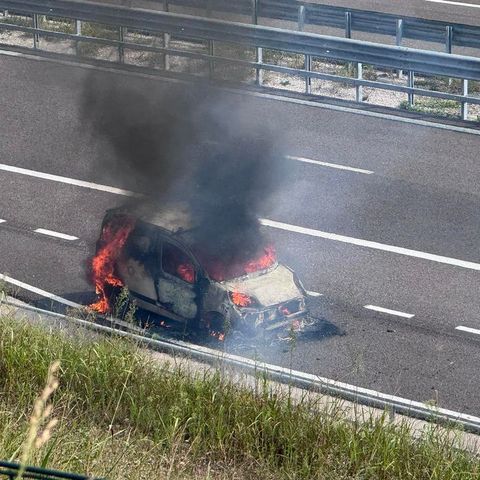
[108,202,194,234]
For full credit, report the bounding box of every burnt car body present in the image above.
[97,204,308,334]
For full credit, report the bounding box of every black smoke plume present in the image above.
[81,75,282,263]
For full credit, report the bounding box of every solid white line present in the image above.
[1,48,480,137]
[287,155,374,174]
[364,305,415,319]
[455,325,480,335]
[260,218,480,271]
[0,219,5,224]
[34,228,79,241]
[0,274,83,309]
[426,0,480,8]
[2,160,480,273]
[0,163,140,197]
[306,290,323,297]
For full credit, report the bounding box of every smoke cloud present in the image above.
[81,75,283,262]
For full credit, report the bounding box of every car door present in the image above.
[117,221,159,305]
[157,240,198,320]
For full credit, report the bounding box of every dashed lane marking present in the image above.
[0,274,82,309]
[287,155,374,174]
[0,219,5,223]
[455,325,480,336]
[260,218,480,272]
[34,228,79,241]
[306,291,323,297]
[364,305,415,319]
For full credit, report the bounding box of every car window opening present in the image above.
[162,243,196,284]
[193,244,277,282]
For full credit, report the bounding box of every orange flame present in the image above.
[231,291,252,307]
[90,215,136,313]
[210,330,225,342]
[244,245,276,274]
[196,244,277,282]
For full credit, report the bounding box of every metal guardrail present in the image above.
[4,298,480,435]
[0,0,479,121]
[164,0,480,53]
[0,460,101,480]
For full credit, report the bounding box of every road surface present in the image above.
[0,53,479,415]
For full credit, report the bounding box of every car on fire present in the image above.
[92,203,309,335]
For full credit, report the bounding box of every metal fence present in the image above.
[0,460,101,480]
[0,0,480,122]
[124,0,480,53]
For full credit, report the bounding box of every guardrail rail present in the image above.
[0,0,479,120]
[4,299,480,435]
[158,0,480,53]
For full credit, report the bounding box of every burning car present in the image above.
[90,203,308,335]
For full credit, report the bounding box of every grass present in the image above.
[0,314,479,479]
[399,98,462,119]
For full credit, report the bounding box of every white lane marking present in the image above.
[0,274,83,308]
[0,163,140,197]
[2,162,480,272]
[306,290,323,297]
[1,48,480,137]
[287,155,374,174]
[364,305,415,319]
[0,219,5,223]
[260,218,480,272]
[426,0,480,8]
[34,228,79,241]
[455,325,480,335]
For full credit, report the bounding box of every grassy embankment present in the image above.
[0,310,479,479]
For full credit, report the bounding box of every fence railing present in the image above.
[0,0,480,122]
[0,460,101,480]
[119,0,480,53]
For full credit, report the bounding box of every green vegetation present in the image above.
[0,314,479,479]
[400,97,461,119]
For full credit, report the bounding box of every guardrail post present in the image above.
[298,6,311,93]
[396,19,403,77]
[461,79,469,120]
[207,0,214,78]
[118,26,125,64]
[345,11,352,39]
[164,0,170,71]
[208,39,215,78]
[298,5,306,31]
[32,13,39,49]
[252,0,263,85]
[356,62,363,102]
[408,70,415,105]
[75,19,82,56]
[305,54,312,94]
[446,25,453,53]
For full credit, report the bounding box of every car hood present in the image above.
[224,264,303,307]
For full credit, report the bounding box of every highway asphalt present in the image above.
[1,53,480,415]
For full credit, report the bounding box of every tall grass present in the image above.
[0,315,479,479]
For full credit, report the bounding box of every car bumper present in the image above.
[236,297,308,332]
